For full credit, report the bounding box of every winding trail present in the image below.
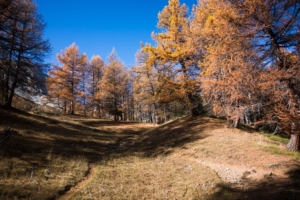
[57,164,97,200]
[56,124,159,200]
[56,116,300,199]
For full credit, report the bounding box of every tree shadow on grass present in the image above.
[81,120,146,127]
[0,108,123,163]
[126,116,225,157]
[0,108,222,199]
[4,108,300,200]
[206,163,300,200]
[0,109,220,163]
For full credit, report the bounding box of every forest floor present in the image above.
[0,108,300,199]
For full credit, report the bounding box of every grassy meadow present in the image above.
[0,108,299,200]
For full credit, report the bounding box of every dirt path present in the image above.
[56,116,300,199]
[56,123,159,200]
[57,164,97,200]
[174,134,294,182]
[193,158,285,184]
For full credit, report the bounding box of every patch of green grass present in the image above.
[263,133,289,145]
[263,145,300,160]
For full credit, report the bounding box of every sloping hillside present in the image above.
[132,116,300,199]
[0,108,157,199]
[0,109,299,199]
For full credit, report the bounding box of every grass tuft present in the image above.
[263,145,300,160]
[72,154,223,200]
[263,133,289,145]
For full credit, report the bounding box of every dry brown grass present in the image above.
[0,155,88,200]
[1,108,300,200]
[71,153,223,200]
[0,108,157,199]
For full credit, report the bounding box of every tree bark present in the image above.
[285,82,300,151]
[286,133,299,152]
[63,100,66,114]
[181,61,201,117]
[233,117,240,128]
[188,94,200,117]
[191,107,200,117]
[70,101,74,115]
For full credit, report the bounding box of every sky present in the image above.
[35,0,197,68]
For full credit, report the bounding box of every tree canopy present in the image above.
[0,0,50,107]
[5,0,299,152]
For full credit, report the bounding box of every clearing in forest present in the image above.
[0,108,299,199]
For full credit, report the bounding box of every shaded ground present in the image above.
[0,108,300,199]
[0,108,155,162]
[0,108,157,199]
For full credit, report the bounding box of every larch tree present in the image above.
[241,0,300,151]
[46,65,69,113]
[88,55,104,117]
[46,43,87,115]
[142,0,202,117]
[192,0,261,128]
[0,0,50,107]
[0,0,12,35]
[192,0,300,151]
[77,59,89,115]
[97,49,130,121]
[131,50,159,123]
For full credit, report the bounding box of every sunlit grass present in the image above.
[263,145,300,160]
[71,153,224,200]
[1,108,300,200]
[263,133,289,145]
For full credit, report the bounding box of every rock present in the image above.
[264,172,277,181]
[242,171,251,179]
[43,169,50,175]
[268,164,280,169]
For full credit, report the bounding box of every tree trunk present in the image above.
[3,67,11,108]
[3,22,16,108]
[191,107,200,117]
[285,81,300,152]
[114,114,118,121]
[233,117,240,128]
[63,100,67,114]
[180,61,201,117]
[286,133,299,152]
[7,45,22,108]
[188,94,200,117]
[70,101,75,115]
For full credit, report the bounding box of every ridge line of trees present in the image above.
[46,0,296,151]
[2,0,297,151]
